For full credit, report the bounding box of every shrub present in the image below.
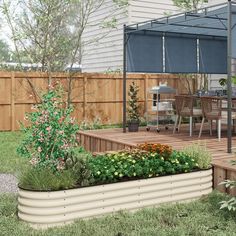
[19,167,77,191]
[138,143,172,160]
[89,149,198,184]
[79,117,103,130]
[182,142,212,169]
[17,84,79,170]
[127,82,140,122]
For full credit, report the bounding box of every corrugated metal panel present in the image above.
[18,169,212,228]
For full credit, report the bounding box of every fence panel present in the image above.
[0,71,189,131]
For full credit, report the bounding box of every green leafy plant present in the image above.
[89,149,198,185]
[17,84,79,170]
[19,167,77,191]
[64,148,94,187]
[127,82,140,122]
[79,117,103,130]
[220,180,236,211]
[182,142,212,169]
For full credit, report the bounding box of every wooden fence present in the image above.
[0,71,192,131]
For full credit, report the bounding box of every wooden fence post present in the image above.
[83,76,87,120]
[11,72,15,131]
[144,74,148,114]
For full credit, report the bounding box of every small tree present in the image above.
[17,84,79,171]
[0,39,11,62]
[127,82,140,122]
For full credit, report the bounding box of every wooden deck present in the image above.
[78,126,236,160]
[78,126,236,194]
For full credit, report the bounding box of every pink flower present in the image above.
[46,126,51,131]
[38,137,44,142]
[58,116,65,124]
[69,117,75,124]
[29,157,39,166]
[56,160,65,171]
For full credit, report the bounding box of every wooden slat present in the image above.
[0,71,187,131]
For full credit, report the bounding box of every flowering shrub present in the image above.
[137,143,172,159]
[17,84,79,170]
[89,149,198,184]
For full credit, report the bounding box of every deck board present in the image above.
[78,126,236,162]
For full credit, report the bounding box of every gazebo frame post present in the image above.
[227,0,232,153]
[123,24,127,133]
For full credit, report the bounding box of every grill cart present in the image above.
[146,84,176,132]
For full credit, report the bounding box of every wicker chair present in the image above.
[173,95,202,136]
[199,96,222,140]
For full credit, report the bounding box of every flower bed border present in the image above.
[18,168,212,229]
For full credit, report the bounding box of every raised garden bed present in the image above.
[18,168,212,229]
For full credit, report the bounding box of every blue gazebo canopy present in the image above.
[125,2,236,74]
[122,1,236,153]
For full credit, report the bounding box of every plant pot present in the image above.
[128,120,139,132]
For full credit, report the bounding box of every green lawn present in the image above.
[0,132,28,174]
[0,192,235,236]
[0,132,236,235]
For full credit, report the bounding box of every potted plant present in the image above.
[127,82,140,132]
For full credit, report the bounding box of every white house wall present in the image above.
[208,0,225,6]
[82,0,127,72]
[82,0,178,72]
[129,0,179,24]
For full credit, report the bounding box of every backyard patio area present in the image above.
[78,125,236,159]
[79,124,236,196]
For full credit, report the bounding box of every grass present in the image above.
[0,132,235,235]
[0,131,28,174]
[0,192,236,236]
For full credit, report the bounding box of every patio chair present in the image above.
[199,96,222,141]
[173,95,202,136]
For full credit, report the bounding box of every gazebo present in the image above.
[123,0,236,153]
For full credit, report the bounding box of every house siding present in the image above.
[208,0,225,6]
[82,0,178,72]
